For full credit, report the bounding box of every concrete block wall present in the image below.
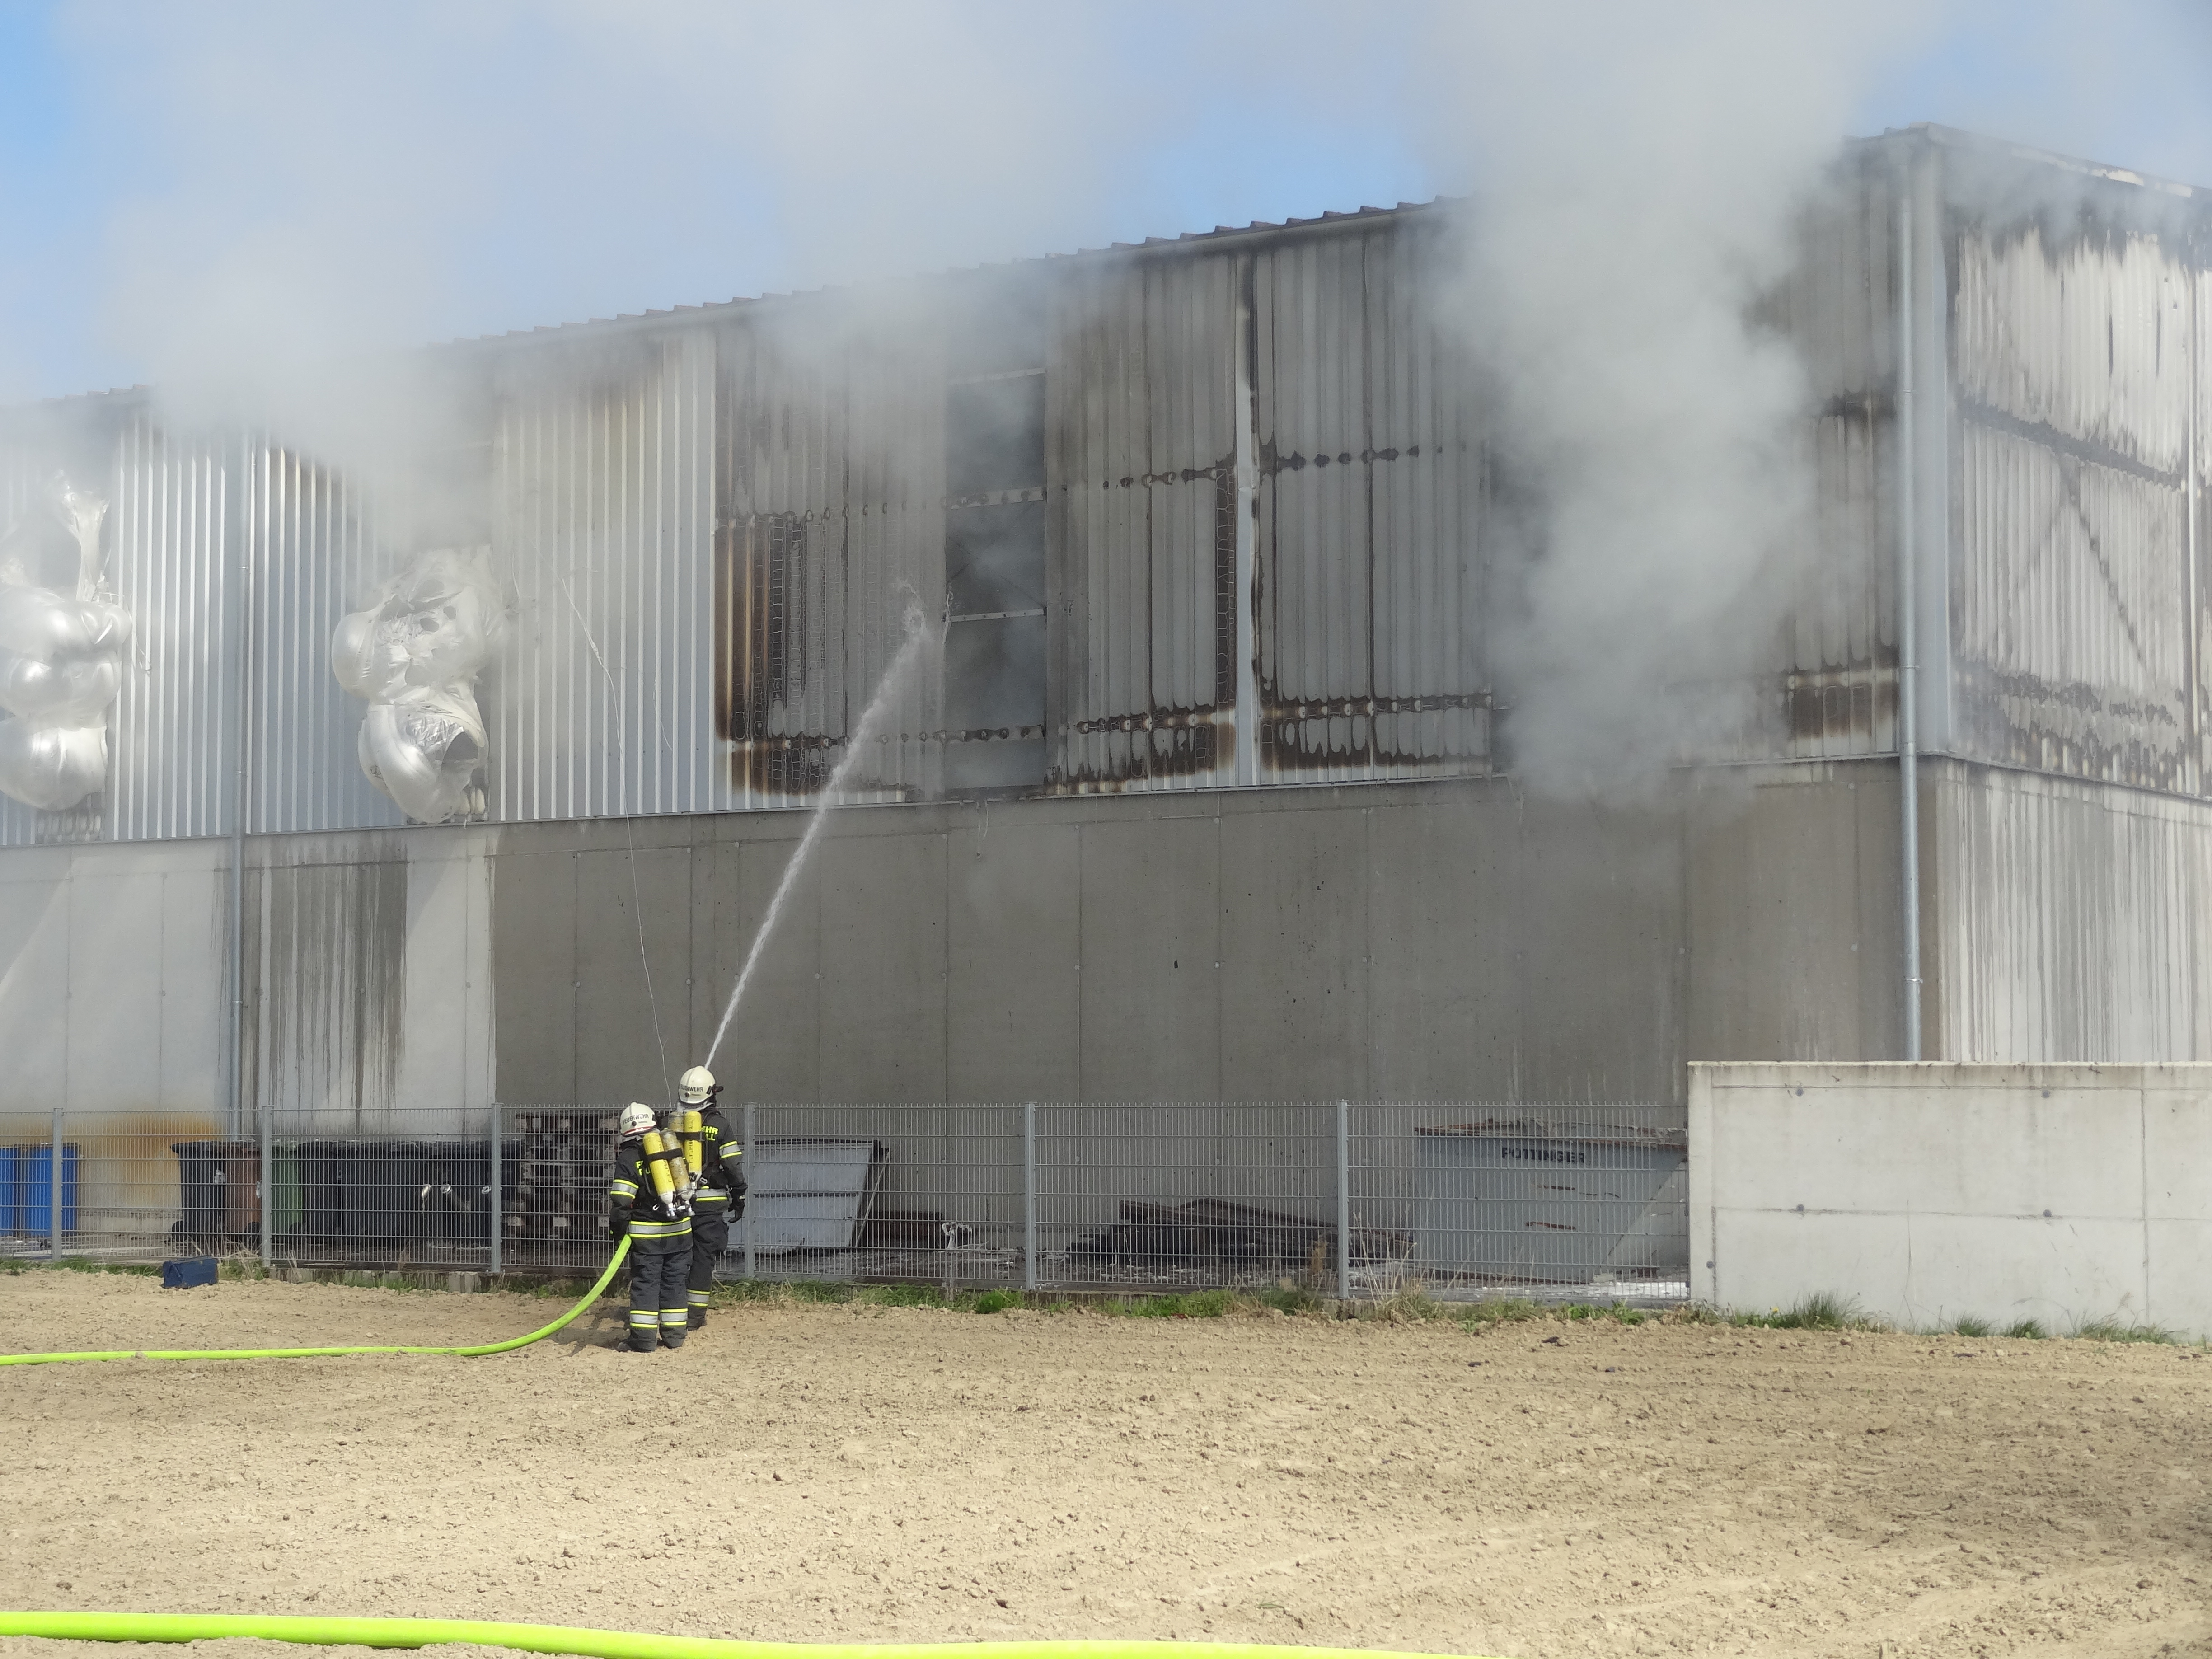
[1691,1061,2212,1336]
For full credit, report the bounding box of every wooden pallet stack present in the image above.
[507,1111,618,1242]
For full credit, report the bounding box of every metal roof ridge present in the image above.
[425,197,1457,351]
[1853,122,2212,204]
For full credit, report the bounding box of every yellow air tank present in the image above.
[679,1110,704,1180]
[639,1128,689,1214]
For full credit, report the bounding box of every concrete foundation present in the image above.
[1691,1060,2212,1337]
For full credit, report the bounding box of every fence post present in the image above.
[742,1101,756,1281]
[49,1105,62,1264]
[488,1105,503,1277]
[1335,1099,1351,1302]
[1023,1102,1037,1293]
[259,1088,273,1271]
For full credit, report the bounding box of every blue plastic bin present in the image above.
[19,1143,80,1238]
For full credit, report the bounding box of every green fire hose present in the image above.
[0,1612,1479,1659]
[0,1239,631,1367]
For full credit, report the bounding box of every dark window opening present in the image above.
[942,345,1045,792]
[715,511,837,797]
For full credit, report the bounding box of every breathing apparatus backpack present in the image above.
[638,1127,694,1219]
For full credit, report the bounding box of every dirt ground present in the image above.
[2,1271,2209,1659]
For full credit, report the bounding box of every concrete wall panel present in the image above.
[490,848,577,1105]
[716,829,823,1105]
[1694,1061,2212,1335]
[66,869,165,1111]
[1687,772,1901,1063]
[1218,805,1369,1101]
[1366,790,1519,1100]
[1078,813,1221,1101]
[0,860,79,1115]
[393,836,495,1121]
[1519,797,1682,1103]
[159,858,223,1114]
[573,845,693,1105]
[818,828,947,1102]
[947,818,1080,1101]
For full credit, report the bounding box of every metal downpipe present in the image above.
[1896,172,1924,1062]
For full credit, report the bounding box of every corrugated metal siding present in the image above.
[1251,220,1487,780]
[1768,153,1899,760]
[0,441,55,847]
[108,412,237,843]
[1950,219,2198,792]
[489,328,723,821]
[244,445,404,834]
[1933,762,2212,1061]
[717,306,946,805]
[1956,222,2192,476]
[1956,421,2190,786]
[1049,250,1240,792]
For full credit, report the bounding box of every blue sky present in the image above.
[0,1,2206,402]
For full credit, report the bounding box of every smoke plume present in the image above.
[11,0,2210,790]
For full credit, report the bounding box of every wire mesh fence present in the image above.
[0,1102,1687,1302]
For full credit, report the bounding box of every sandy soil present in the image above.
[2,1270,2209,1659]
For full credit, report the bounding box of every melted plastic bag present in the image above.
[333,548,504,822]
[0,474,126,813]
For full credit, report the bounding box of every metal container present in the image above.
[1414,1119,1687,1283]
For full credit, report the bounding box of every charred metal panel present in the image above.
[1767,153,1901,761]
[1949,214,2200,792]
[716,307,944,804]
[1956,220,2192,478]
[1251,218,1488,780]
[491,328,721,822]
[1048,249,1241,792]
[1956,422,2191,786]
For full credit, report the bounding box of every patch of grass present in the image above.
[1361,1286,1449,1322]
[1948,1315,1994,1338]
[860,1283,947,1309]
[2001,1318,2048,1340]
[1670,1302,1725,1325]
[1733,1291,1885,1331]
[1254,1283,1324,1316]
[2074,1316,2177,1345]
[1106,1289,1234,1319]
[712,1279,1080,1315]
[1458,1297,1545,1330]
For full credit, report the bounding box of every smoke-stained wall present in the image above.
[0,828,493,1139]
[487,771,1928,1111]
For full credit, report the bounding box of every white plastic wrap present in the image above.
[0,475,128,813]
[332,548,505,823]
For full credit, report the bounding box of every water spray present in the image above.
[705,598,937,1068]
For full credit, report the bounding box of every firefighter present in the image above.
[673,1065,746,1329]
[608,1101,693,1352]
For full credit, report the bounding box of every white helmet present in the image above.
[678,1066,717,1106]
[618,1102,656,1138]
